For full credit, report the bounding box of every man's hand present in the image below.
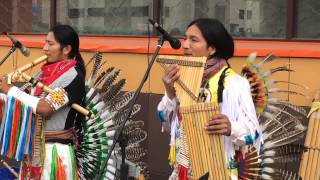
[204,114,231,136]
[0,76,12,94]
[162,64,180,99]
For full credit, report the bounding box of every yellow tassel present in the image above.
[229,168,238,178]
[168,145,176,167]
[308,101,320,117]
[41,117,46,167]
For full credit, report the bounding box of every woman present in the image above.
[157,18,262,179]
[0,25,85,179]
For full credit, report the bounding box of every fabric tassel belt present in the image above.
[45,128,75,145]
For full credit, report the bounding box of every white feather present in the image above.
[263,167,275,173]
[105,130,116,137]
[261,158,274,164]
[90,93,101,105]
[107,165,116,174]
[248,52,257,63]
[93,101,105,111]
[104,171,115,180]
[263,150,276,157]
[261,174,273,180]
[295,124,306,131]
[86,88,95,99]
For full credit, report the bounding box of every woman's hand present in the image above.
[162,64,180,99]
[204,114,231,136]
[0,76,12,94]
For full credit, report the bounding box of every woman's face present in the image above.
[43,32,66,63]
[182,24,215,57]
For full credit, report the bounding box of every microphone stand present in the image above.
[0,45,17,66]
[95,36,165,180]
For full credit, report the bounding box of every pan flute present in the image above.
[299,91,320,179]
[157,55,227,179]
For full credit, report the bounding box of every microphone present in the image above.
[3,32,30,57]
[148,18,181,49]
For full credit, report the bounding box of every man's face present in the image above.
[182,24,215,57]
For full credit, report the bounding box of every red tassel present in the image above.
[8,100,21,158]
[178,165,188,180]
[20,162,41,180]
[57,156,66,180]
[236,150,243,165]
[178,112,183,122]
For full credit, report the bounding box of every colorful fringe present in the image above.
[0,96,38,161]
[1,96,15,155]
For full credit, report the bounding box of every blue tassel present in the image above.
[15,105,31,161]
[244,134,254,145]
[1,97,15,156]
[158,111,166,132]
[0,96,8,144]
[158,111,166,123]
[27,114,36,155]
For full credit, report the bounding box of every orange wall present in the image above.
[0,37,319,106]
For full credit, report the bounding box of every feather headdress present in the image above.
[239,52,308,179]
[76,52,148,179]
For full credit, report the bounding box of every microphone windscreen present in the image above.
[20,46,30,57]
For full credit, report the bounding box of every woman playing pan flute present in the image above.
[157,18,263,180]
[0,25,85,179]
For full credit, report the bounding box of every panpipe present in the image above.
[0,93,42,161]
[299,91,320,179]
[6,55,94,119]
[157,55,227,179]
[157,55,206,106]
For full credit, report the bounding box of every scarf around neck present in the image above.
[34,59,77,96]
[203,58,227,81]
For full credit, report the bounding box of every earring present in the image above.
[208,47,215,55]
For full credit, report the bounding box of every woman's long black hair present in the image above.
[50,25,86,77]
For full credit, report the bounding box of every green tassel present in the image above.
[50,145,58,180]
[69,144,77,180]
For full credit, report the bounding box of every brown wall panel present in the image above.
[135,93,172,179]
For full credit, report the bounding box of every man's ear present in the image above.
[63,45,72,58]
[208,46,216,56]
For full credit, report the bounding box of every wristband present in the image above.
[44,87,69,111]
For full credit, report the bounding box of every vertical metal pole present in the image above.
[50,0,57,28]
